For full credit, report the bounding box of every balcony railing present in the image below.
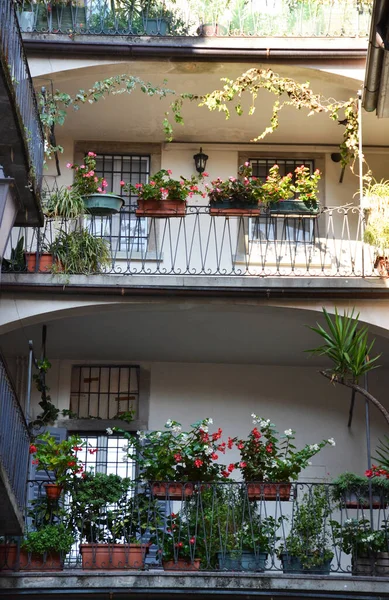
[0,354,30,513]
[1,205,383,279]
[0,0,44,201]
[16,0,371,38]
[1,481,388,575]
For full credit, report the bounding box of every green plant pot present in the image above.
[269,200,319,215]
[218,550,267,572]
[281,553,331,575]
[83,194,124,216]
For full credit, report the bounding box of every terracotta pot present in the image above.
[197,23,227,36]
[151,482,194,500]
[25,252,54,273]
[374,256,389,277]
[44,483,63,501]
[342,492,383,509]
[0,544,18,571]
[163,558,201,571]
[246,482,292,501]
[80,543,145,570]
[19,550,63,571]
[136,198,186,217]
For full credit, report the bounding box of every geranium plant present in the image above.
[261,164,294,205]
[207,163,263,206]
[122,418,234,482]
[67,152,126,197]
[234,414,335,482]
[124,169,206,203]
[29,432,86,487]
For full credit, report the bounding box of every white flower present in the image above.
[205,446,213,455]
[122,445,128,452]
[122,455,129,463]
[180,433,188,442]
[328,438,336,446]
[309,444,319,452]
[155,431,162,438]
[106,427,113,435]
[259,419,270,428]
[201,425,209,433]
[284,429,293,436]
[172,425,182,434]
[252,419,258,425]
[206,418,213,425]
[138,431,146,441]
[165,419,173,428]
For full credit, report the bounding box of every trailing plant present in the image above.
[234,414,335,482]
[307,308,389,425]
[32,358,60,427]
[332,472,389,502]
[278,485,334,569]
[21,523,74,555]
[124,169,206,202]
[51,227,111,274]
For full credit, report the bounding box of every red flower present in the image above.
[194,459,203,468]
[171,513,177,518]
[221,470,230,478]
[239,462,247,468]
[200,430,209,442]
[189,537,196,544]
[29,445,37,454]
[227,463,235,473]
[237,442,244,450]
[82,472,87,479]
[365,469,373,478]
[266,443,273,453]
[175,542,183,548]
[67,461,76,467]
[211,453,218,460]
[217,442,226,453]
[252,428,261,440]
[212,428,223,441]
[227,437,234,449]
[73,446,83,452]
[174,453,182,462]
[88,448,98,455]
[32,459,39,465]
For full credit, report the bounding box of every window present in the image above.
[250,157,315,183]
[93,153,151,252]
[70,365,140,420]
[77,433,135,478]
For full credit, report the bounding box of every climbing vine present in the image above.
[164,68,362,173]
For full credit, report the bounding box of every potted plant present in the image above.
[331,518,389,576]
[121,418,234,498]
[191,0,232,36]
[138,1,189,35]
[70,472,149,570]
[43,186,85,220]
[160,511,202,571]
[362,179,389,276]
[125,169,205,217]
[29,432,86,498]
[234,414,335,500]
[207,163,263,215]
[279,485,334,574]
[19,523,75,571]
[49,227,111,274]
[262,164,321,215]
[24,231,58,274]
[68,152,124,216]
[332,472,389,509]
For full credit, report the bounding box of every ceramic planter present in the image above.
[246,482,292,501]
[80,543,145,570]
[136,198,186,217]
[281,553,331,575]
[82,193,124,216]
[151,482,194,500]
[268,200,319,215]
[44,483,63,501]
[209,200,261,216]
[163,558,201,571]
[25,252,54,273]
[218,550,267,572]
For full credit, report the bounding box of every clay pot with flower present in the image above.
[207,163,264,215]
[29,432,86,499]
[160,511,204,570]
[68,152,124,216]
[262,164,321,215]
[234,415,335,500]
[122,418,235,499]
[124,169,206,217]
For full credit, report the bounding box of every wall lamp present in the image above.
[193,147,208,174]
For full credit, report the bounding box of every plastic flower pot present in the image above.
[218,550,267,572]
[19,550,63,571]
[246,483,292,501]
[209,200,261,216]
[80,543,145,570]
[342,492,383,509]
[144,18,168,35]
[82,194,124,216]
[151,482,194,500]
[269,200,319,215]
[44,483,63,501]
[136,198,186,217]
[25,252,54,273]
[163,558,201,571]
[281,553,331,575]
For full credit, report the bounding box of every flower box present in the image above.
[218,550,267,572]
[163,558,201,571]
[268,200,319,215]
[25,252,55,273]
[342,492,383,510]
[80,543,145,570]
[246,483,292,501]
[0,546,64,572]
[82,193,124,216]
[209,200,261,216]
[151,482,194,500]
[136,198,186,217]
[280,553,331,575]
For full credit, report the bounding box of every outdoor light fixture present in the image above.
[193,147,208,174]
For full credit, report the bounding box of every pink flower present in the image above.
[194,459,203,468]
[203,172,209,177]
[120,180,125,186]
[167,169,172,175]
[239,461,247,468]
[88,152,96,157]
[94,177,98,183]
[80,165,85,169]
[150,180,156,186]
[66,162,73,169]
[97,187,102,193]
[135,183,143,189]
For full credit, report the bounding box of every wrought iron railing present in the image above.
[0,0,44,199]
[16,0,371,38]
[1,481,388,574]
[0,355,30,513]
[1,205,382,279]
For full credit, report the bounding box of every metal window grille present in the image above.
[93,153,151,252]
[249,158,316,243]
[70,365,140,420]
[77,433,136,479]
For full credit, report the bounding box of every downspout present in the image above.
[363,0,389,112]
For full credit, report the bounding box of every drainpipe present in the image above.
[363,0,389,112]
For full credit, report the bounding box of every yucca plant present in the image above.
[307,308,389,425]
[44,187,85,220]
[51,228,111,274]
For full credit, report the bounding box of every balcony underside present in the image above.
[0,571,388,599]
